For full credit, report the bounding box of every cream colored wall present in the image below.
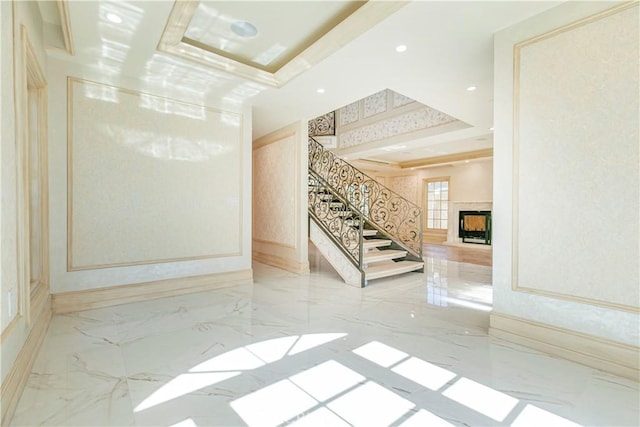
[492,1,639,346]
[47,58,253,294]
[368,160,493,207]
[1,0,49,393]
[2,2,255,410]
[252,121,309,274]
[426,161,493,203]
[67,78,243,270]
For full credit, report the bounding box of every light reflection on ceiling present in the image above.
[183,1,366,72]
[93,1,142,76]
[157,0,405,88]
[58,0,566,163]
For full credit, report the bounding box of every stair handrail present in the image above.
[309,137,423,258]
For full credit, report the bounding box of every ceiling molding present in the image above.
[399,149,494,169]
[56,0,75,55]
[350,159,401,173]
[157,0,408,88]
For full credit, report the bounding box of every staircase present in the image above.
[308,137,424,287]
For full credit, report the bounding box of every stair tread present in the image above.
[363,249,407,263]
[362,229,378,237]
[363,239,392,248]
[365,260,424,280]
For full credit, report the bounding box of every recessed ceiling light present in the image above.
[231,21,258,38]
[395,45,407,53]
[106,13,122,24]
[316,88,325,94]
[466,86,477,91]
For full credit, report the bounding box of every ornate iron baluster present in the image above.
[309,137,423,258]
[308,169,362,263]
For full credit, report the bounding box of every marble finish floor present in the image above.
[10,249,639,426]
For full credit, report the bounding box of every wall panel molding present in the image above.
[67,77,244,271]
[252,121,309,275]
[17,25,50,325]
[55,0,74,55]
[511,2,639,312]
[252,131,298,248]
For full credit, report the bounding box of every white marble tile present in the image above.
[11,341,134,426]
[10,245,640,426]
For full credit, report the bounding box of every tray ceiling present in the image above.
[158,0,405,87]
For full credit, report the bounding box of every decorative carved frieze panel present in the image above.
[340,107,457,148]
[393,92,415,108]
[363,89,388,118]
[340,101,359,126]
[308,111,335,136]
[335,89,459,149]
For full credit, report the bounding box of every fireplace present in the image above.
[459,211,491,245]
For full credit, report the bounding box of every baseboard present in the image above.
[442,241,492,250]
[52,269,253,314]
[423,230,447,244]
[490,313,639,381]
[1,296,52,426]
[253,251,310,275]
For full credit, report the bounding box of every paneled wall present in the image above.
[491,1,639,378]
[47,59,252,296]
[1,5,254,419]
[67,78,243,270]
[252,122,309,274]
[1,2,52,421]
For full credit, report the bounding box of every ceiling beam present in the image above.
[399,148,493,169]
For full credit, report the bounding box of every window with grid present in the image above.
[426,179,449,230]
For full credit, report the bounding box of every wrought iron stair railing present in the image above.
[308,137,423,264]
[308,169,364,267]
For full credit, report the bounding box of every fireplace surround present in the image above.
[445,201,492,246]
